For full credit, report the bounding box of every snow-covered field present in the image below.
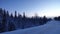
[1,20,60,34]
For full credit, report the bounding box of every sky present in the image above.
[0,0,60,17]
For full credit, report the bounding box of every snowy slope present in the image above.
[1,20,60,34]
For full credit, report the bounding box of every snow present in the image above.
[1,20,60,34]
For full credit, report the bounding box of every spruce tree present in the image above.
[6,11,9,17]
[10,13,13,18]
[15,11,17,18]
[2,9,7,32]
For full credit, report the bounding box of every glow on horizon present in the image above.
[38,9,60,17]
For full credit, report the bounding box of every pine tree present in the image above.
[42,16,47,24]
[10,13,13,18]
[6,11,9,17]
[0,8,4,16]
[1,9,7,32]
[23,12,26,18]
[15,11,17,18]
[0,8,4,32]
[22,12,26,29]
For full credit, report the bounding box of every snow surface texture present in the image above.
[1,20,60,34]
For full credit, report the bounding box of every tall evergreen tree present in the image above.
[15,11,17,18]
[10,13,13,18]
[1,9,7,32]
[6,11,9,17]
[22,12,26,29]
[0,8,4,16]
[42,16,47,24]
[23,12,26,18]
[0,8,4,32]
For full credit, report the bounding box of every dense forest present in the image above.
[0,8,60,33]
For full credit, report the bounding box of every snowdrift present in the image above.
[1,20,60,34]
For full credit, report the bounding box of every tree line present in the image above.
[0,8,51,33]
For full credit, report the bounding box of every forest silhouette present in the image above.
[0,8,60,33]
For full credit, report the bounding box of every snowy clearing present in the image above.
[1,20,60,34]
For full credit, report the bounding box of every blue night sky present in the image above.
[0,0,60,17]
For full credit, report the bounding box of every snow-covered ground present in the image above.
[1,20,60,34]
